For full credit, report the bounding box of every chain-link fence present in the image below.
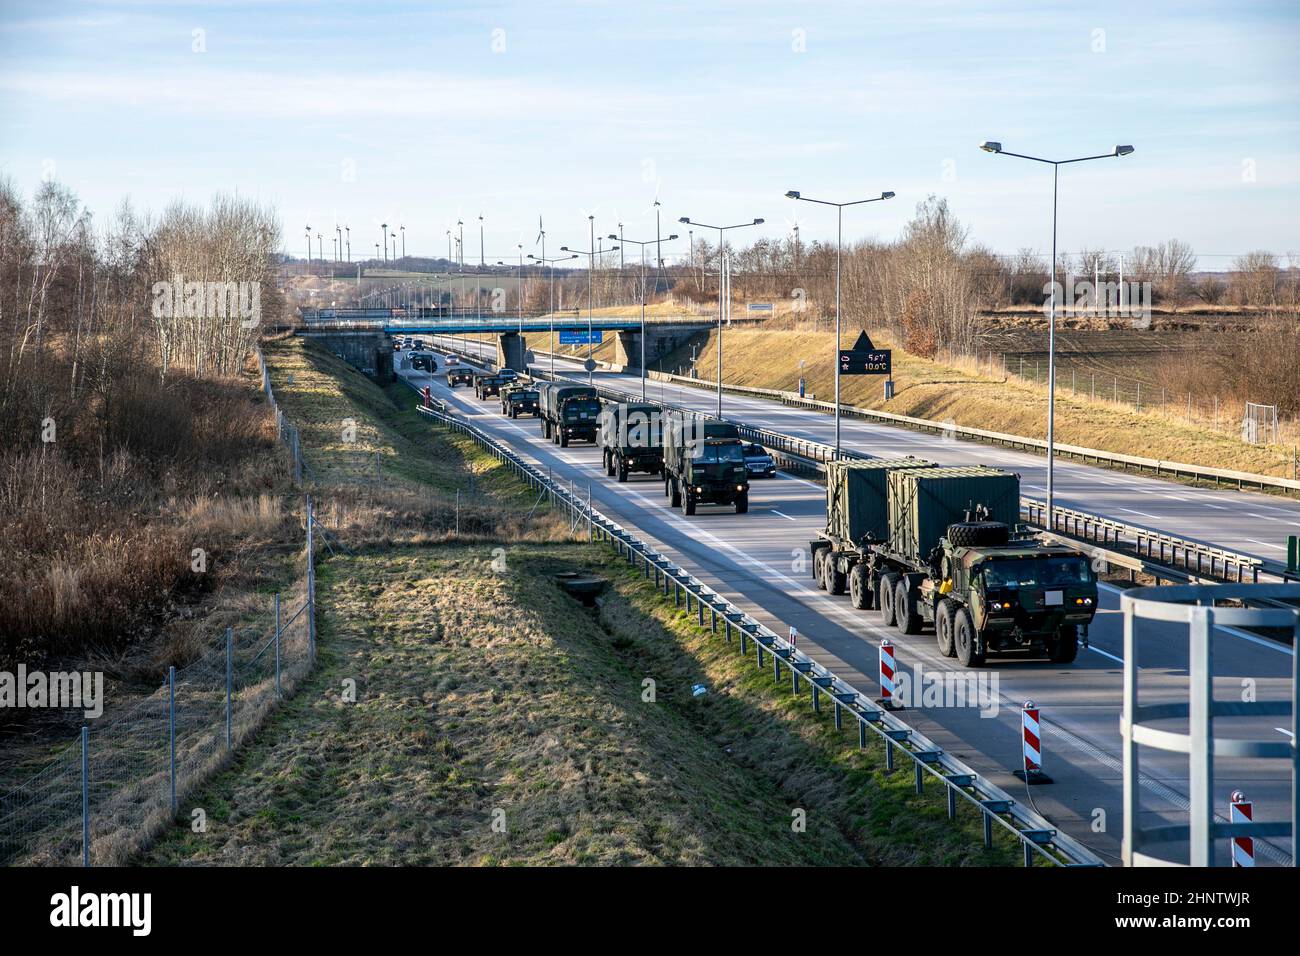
[0,502,317,866]
[258,345,308,483]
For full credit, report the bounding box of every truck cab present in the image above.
[501,386,539,418]
[599,402,664,482]
[680,437,748,515]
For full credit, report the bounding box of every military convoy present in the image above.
[598,402,663,482]
[536,382,601,446]
[813,459,1097,666]
[661,411,749,514]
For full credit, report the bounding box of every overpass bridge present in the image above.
[298,307,718,375]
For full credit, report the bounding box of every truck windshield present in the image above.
[981,557,1092,589]
[694,442,744,463]
[565,400,600,418]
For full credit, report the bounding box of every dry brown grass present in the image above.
[671,327,1298,478]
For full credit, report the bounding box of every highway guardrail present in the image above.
[406,391,1106,867]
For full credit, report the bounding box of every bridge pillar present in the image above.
[496,331,527,371]
[613,327,700,371]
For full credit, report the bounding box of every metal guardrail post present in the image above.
[274,592,282,698]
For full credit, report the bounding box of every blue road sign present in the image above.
[559,330,603,345]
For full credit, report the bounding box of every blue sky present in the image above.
[2,0,1297,267]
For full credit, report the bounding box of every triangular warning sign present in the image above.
[850,331,876,351]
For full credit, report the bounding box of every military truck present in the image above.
[813,462,1096,666]
[536,382,600,446]
[474,373,507,399]
[446,366,474,387]
[598,402,663,482]
[500,384,539,418]
[662,411,749,515]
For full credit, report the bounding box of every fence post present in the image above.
[274,592,282,698]
[81,725,89,867]
[168,665,177,815]
[306,496,316,660]
[225,627,233,750]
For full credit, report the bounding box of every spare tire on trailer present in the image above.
[946,521,1010,548]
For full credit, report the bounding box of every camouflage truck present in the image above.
[499,383,539,418]
[813,463,1096,666]
[661,411,749,515]
[473,373,507,399]
[598,402,663,482]
[536,382,600,446]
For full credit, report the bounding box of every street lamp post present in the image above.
[305,225,312,264]
[678,216,764,417]
[381,223,388,262]
[400,224,406,260]
[612,231,678,399]
[345,225,351,262]
[528,251,579,376]
[562,218,619,384]
[979,141,1134,527]
[784,189,895,458]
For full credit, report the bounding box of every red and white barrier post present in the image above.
[1014,699,1053,784]
[422,386,432,408]
[878,639,897,708]
[1230,791,1254,867]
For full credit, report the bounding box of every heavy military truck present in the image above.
[446,366,474,387]
[499,384,539,418]
[662,411,749,515]
[813,463,1096,666]
[536,382,600,446]
[598,402,664,482]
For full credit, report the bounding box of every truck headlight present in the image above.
[736,484,744,492]
[1075,597,1093,606]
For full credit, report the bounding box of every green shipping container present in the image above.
[887,466,1021,564]
[825,458,935,546]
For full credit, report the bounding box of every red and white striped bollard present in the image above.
[1230,791,1254,867]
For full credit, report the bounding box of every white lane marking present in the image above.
[1086,644,1125,665]
[1120,508,1162,520]
[1276,728,1295,738]
[770,510,797,521]
[1244,538,1286,552]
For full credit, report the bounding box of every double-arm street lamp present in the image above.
[979,141,1134,527]
[562,215,618,384]
[528,250,579,376]
[678,216,764,417]
[611,231,679,399]
[784,189,894,458]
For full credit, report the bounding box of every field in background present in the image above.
[644,327,1297,478]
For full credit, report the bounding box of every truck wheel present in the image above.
[879,573,898,626]
[734,493,748,515]
[811,544,829,581]
[1049,624,1079,663]
[669,478,681,507]
[617,463,628,483]
[828,560,846,596]
[849,564,873,609]
[684,494,696,516]
[895,580,922,634]
[954,608,985,667]
[946,521,1010,548]
[935,599,956,657]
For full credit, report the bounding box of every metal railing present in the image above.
[409,398,1104,867]
[1121,582,1298,866]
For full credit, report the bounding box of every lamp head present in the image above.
[753,218,765,225]
[785,190,800,199]
[1114,144,1135,157]
[979,141,1002,154]
[678,217,690,224]
[560,246,569,252]
[667,234,679,241]
[882,191,896,200]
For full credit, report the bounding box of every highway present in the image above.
[402,352,1295,865]
[449,337,1300,569]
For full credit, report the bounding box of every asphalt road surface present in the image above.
[402,352,1295,866]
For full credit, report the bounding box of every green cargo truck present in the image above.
[599,402,664,482]
[536,382,600,446]
[500,384,539,418]
[813,462,1096,666]
[662,411,749,515]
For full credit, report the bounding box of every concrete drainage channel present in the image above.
[406,390,1104,867]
